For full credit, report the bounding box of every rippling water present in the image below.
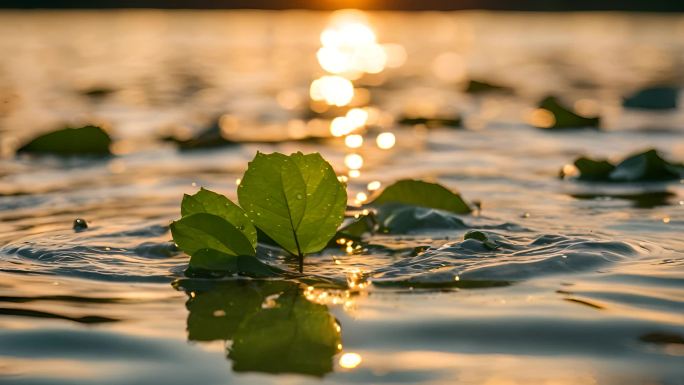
[1,10,683,385]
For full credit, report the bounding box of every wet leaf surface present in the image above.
[238,152,347,259]
[181,188,257,248]
[170,213,256,257]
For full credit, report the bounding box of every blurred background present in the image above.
[4,0,684,11]
[1,2,683,385]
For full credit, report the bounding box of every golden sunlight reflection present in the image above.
[317,11,387,77]
[310,9,404,200]
[339,352,363,369]
[310,75,355,107]
[346,107,369,127]
[344,153,364,170]
[304,286,357,311]
[376,132,396,149]
[330,116,353,137]
[344,134,364,148]
[367,180,381,191]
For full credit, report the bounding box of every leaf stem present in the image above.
[292,230,304,273]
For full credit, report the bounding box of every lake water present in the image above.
[0,10,683,385]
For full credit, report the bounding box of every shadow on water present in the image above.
[0,307,118,324]
[175,279,342,377]
[570,190,677,209]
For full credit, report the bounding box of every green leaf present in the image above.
[170,213,255,257]
[181,188,257,249]
[369,179,471,215]
[537,96,600,129]
[237,152,347,259]
[229,287,341,376]
[574,157,615,181]
[188,248,280,277]
[18,125,112,156]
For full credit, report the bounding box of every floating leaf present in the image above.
[229,287,341,376]
[181,188,257,249]
[369,179,471,215]
[170,213,255,257]
[623,86,678,110]
[574,157,615,181]
[536,96,600,129]
[17,125,112,156]
[569,149,683,182]
[238,152,347,270]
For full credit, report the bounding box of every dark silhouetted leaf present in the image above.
[18,125,112,156]
[611,149,682,182]
[536,96,600,129]
[574,157,615,181]
[464,79,512,94]
[569,149,683,182]
[623,86,678,110]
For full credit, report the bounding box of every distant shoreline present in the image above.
[3,0,684,12]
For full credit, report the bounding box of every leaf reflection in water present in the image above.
[176,279,342,376]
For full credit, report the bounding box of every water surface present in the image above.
[1,10,683,385]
